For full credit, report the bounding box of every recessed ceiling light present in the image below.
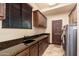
[48,3,56,6]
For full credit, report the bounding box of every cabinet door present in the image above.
[37,12,44,27]
[37,11,47,28]
[73,6,77,24]
[22,3,32,29]
[29,43,39,56]
[33,10,47,28]
[9,3,22,28]
[2,3,22,28]
[0,3,6,20]
[39,37,49,56]
[33,11,38,27]
[43,37,49,49]
[16,48,29,56]
[39,40,44,56]
[69,5,77,25]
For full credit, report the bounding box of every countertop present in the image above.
[0,35,48,56]
[0,33,49,51]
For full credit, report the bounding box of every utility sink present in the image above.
[23,40,35,44]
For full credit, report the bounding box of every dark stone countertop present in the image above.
[0,33,49,56]
[24,35,48,46]
[0,33,49,51]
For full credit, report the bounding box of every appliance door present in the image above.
[66,25,77,56]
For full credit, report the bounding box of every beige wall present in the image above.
[0,12,46,42]
[0,26,45,42]
[45,13,69,43]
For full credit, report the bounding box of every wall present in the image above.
[0,12,46,42]
[45,13,69,43]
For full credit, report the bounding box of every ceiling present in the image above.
[30,3,60,10]
[30,3,76,16]
[31,3,59,10]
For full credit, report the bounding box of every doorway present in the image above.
[52,20,62,45]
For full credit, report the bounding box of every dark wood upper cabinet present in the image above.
[21,4,32,29]
[33,10,47,28]
[2,3,32,29]
[0,3,6,20]
[69,4,77,25]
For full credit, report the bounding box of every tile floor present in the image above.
[42,44,65,56]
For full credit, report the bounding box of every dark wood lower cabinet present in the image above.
[39,40,44,56]
[39,37,49,56]
[16,36,49,56]
[29,43,38,56]
[16,48,29,56]
[29,43,39,56]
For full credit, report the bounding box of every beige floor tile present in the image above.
[42,44,64,56]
